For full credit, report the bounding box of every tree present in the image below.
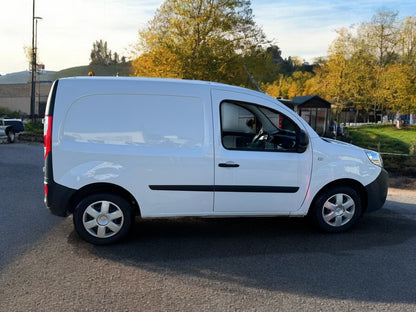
[262,71,314,99]
[90,40,111,65]
[90,40,125,66]
[313,29,353,107]
[308,12,416,122]
[113,52,120,64]
[358,10,400,66]
[132,48,184,78]
[23,45,42,71]
[132,0,269,86]
[399,16,416,67]
[241,45,283,87]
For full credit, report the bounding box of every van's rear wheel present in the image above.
[311,186,362,233]
[73,193,132,245]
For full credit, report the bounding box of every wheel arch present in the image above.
[69,183,141,216]
[309,179,368,216]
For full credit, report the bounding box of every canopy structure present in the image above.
[278,95,331,136]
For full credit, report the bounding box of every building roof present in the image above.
[278,95,331,110]
[291,95,331,108]
[277,98,294,110]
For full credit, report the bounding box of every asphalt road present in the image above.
[1,142,416,312]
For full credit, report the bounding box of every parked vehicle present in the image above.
[1,118,25,133]
[44,77,388,244]
[0,125,14,143]
[0,118,23,143]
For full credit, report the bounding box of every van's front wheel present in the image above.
[73,193,132,245]
[311,186,362,233]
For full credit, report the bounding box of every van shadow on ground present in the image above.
[69,203,416,304]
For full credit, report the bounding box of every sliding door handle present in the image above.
[218,162,240,168]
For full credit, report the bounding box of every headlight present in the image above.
[365,150,383,167]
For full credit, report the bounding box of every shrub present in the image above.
[0,107,23,118]
[24,120,43,134]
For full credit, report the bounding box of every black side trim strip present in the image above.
[150,185,214,192]
[215,185,299,193]
[149,185,299,193]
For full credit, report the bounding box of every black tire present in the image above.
[310,186,362,233]
[7,129,15,143]
[73,193,133,245]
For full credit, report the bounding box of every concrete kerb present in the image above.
[18,132,44,143]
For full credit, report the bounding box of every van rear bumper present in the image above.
[44,180,76,217]
[365,169,389,213]
[44,152,76,217]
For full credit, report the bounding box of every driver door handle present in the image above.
[218,162,240,168]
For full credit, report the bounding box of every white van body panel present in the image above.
[211,88,313,215]
[53,78,216,216]
[295,137,383,216]
[45,77,387,223]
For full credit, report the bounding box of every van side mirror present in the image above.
[296,129,309,153]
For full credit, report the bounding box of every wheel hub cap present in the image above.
[335,207,344,216]
[97,214,109,226]
[82,200,124,238]
[322,193,355,227]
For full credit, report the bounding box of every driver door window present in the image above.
[220,101,299,152]
[221,102,258,150]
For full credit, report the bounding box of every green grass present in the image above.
[344,124,416,173]
[344,124,416,154]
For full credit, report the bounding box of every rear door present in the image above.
[212,89,312,214]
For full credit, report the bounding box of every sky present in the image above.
[1,0,416,75]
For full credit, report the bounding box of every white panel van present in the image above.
[44,77,388,244]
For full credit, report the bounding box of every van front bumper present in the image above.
[365,169,389,212]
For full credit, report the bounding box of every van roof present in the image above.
[62,76,228,86]
[59,76,263,95]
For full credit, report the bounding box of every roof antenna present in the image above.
[243,64,262,93]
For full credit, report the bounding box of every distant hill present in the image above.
[0,70,56,84]
[54,62,132,79]
[0,62,133,84]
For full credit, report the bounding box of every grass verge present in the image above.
[344,124,416,176]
